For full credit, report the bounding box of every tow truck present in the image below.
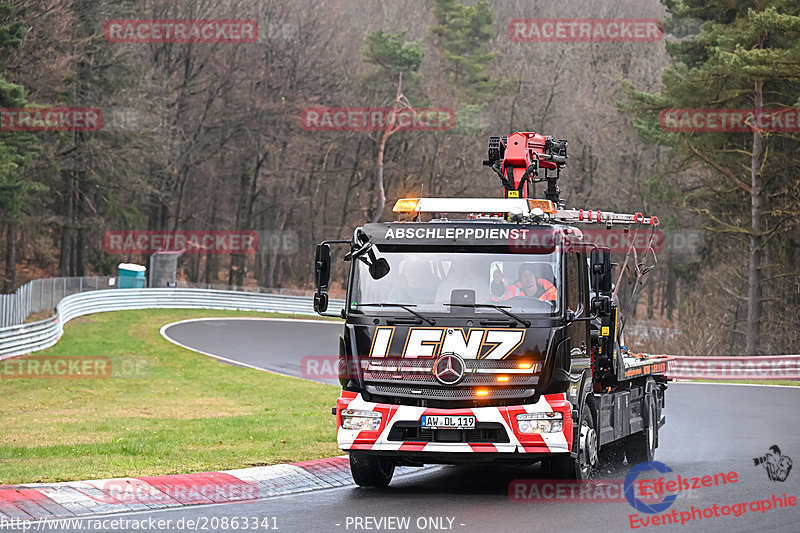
[313,131,673,487]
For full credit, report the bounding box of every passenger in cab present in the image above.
[501,262,557,302]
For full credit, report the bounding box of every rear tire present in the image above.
[624,395,657,465]
[349,452,395,488]
[550,403,597,480]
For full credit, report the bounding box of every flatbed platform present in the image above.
[620,353,674,380]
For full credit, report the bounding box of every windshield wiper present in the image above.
[354,303,436,325]
[445,303,531,328]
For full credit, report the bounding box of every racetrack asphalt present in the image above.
[22,318,794,533]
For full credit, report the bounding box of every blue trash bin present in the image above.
[118,263,146,289]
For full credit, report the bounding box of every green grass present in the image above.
[0,309,342,484]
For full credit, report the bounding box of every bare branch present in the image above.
[687,141,752,194]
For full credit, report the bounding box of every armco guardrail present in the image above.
[0,276,115,327]
[2,291,797,383]
[667,355,800,380]
[0,276,322,328]
[0,288,345,359]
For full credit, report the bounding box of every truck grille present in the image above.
[358,357,540,403]
[388,421,510,443]
[366,385,534,400]
[365,372,537,386]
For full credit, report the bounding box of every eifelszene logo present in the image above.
[753,445,793,482]
[624,461,678,514]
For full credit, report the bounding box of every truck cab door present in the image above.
[564,250,591,402]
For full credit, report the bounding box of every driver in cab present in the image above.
[500,262,557,302]
[388,258,439,304]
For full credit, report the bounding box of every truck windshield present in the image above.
[350,250,560,316]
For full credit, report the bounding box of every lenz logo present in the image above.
[369,327,525,360]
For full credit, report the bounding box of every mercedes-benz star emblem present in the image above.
[433,353,466,386]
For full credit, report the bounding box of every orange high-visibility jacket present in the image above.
[501,279,557,302]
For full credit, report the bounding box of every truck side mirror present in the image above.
[369,257,390,280]
[314,292,329,313]
[591,295,611,317]
[315,243,332,290]
[591,247,612,294]
[313,239,350,317]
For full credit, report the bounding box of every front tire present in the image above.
[550,403,597,480]
[624,395,657,465]
[349,452,395,488]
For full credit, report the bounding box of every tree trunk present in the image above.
[75,171,86,277]
[204,191,220,285]
[228,150,264,287]
[4,221,17,293]
[372,72,404,223]
[745,79,764,355]
[373,140,387,222]
[228,167,249,287]
[665,265,677,322]
[59,170,74,277]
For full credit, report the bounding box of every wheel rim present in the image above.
[580,423,598,476]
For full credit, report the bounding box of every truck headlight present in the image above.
[516,412,563,433]
[341,409,382,431]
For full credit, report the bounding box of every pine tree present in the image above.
[429,0,506,102]
[0,2,42,291]
[621,1,800,354]
[363,29,425,222]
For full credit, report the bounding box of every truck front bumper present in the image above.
[336,391,573,456]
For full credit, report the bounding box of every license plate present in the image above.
[420,415,476,430]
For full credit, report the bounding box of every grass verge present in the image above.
[0,309,342,484]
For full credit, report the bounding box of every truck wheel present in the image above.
[624,395,657,465]
[349,452,395,488]
[598,440,625,470]
[550,403,597,480]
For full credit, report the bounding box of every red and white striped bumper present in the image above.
[336,391,573,454]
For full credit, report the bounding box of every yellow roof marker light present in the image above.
[527,199,556,214]
[393,198,420,213]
